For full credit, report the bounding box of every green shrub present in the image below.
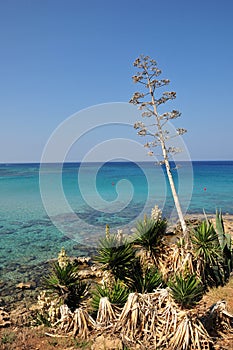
[1,331,16,344]
[95,234,136,282]
[169,274,203,309]
[134,216,167,260]
[43,261,87,311]
[215,209,233,282]
[191,220,224,286]
[128,258,164,293]
[91,279,129,312]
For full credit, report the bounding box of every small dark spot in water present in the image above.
[1,229,14,235]
[21,223,35,228]
[60,236,70,242]
[10,221,22,225]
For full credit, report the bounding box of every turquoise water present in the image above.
[0,161,233,286]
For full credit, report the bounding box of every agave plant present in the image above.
[190,220,224,286]
[215,209,233,282]
[43,261,87,311]
[134,216,167,262]
[168,274,203,309]
[128,258,165,293]
[91,279,129,312]
[95,234,136,282]
[170,312,211,349]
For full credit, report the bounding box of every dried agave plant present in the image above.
[152,291,179,348]
[44,304,96,339]
[158,243,195,281]
[58,304,74,333]
[113,289,215,349]
[115,290,179,347]
[73,307,96,338]
[42,289,233,349]
[170,311,211,350]
[116,292,141,340]
[96,296,116,326]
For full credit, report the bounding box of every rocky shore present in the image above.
[1,214,233,349]
[1,214,233,310]
[0,243,98,313]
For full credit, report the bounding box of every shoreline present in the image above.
[0,213,233,350]
[1,213,233,310]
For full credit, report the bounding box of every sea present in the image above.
[0,161,233,292]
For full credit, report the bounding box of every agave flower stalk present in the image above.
[130,55,187,237]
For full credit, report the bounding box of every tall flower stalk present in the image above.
[130,55,187,236]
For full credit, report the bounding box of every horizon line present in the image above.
[1,159,233,165]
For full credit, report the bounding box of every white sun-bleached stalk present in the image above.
[130,55,187,237]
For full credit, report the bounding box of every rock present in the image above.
[78,269,102,279]
[16,282,35,290]
[91,335,123,350]
[95,270,103,278]
[0,307,11,327]
[76,256,91,264]
[78,270,94,279]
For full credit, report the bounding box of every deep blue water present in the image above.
[0,161,233,284]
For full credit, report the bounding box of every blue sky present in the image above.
[0,0,233,162]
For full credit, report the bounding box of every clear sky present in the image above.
[0,0,233,162]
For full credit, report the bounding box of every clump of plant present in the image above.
[168,274,203,309]
[1,331,16,345]
[43,248,87,312]
[91,279,129,313]
[191,219,225,287]
[134,214,167,264]
[95,229,136,283]
[129,258,165,293]
[37,290,56,326]
[215,209,233,282]
[95,209,167,292]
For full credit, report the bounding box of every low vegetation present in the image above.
[30,206,233,349]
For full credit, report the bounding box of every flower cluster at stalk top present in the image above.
[58,247,70,268]
[151,205,162,221]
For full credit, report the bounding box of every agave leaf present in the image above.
[215,209,225,249]
[225,233,232,250]
[203,209,211,228]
